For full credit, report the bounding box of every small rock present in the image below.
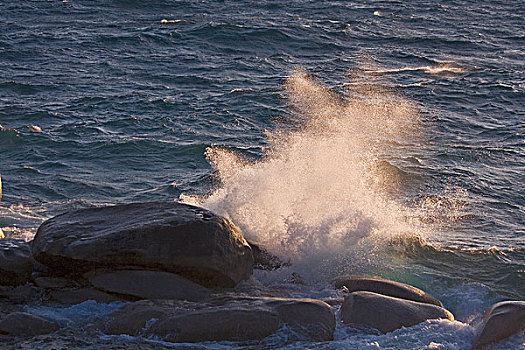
[0,312,59,336]
[86,269,210,302]
[101,299,172,336]
[248,241,289,270]
[333,275,442,306]
[472,301,525,349]
[32,202,253,288]
[341,291,454,333]
[268,297,336,341]
[0,239,33,286]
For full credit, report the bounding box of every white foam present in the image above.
[183,68,424,265]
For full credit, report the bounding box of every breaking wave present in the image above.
[183,67,426,263]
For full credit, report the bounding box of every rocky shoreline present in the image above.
[0,202,523,348]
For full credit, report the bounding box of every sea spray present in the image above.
[183,68,426,269]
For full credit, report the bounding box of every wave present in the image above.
[363,63,465,75]
[388,234,525,300]
[182,67,424,265]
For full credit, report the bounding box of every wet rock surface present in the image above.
[472,300,525,349]
[340,291,454,333]
[248,241,289,270]
[0,239,33,286]
[0,312,59,336]
[85,269,211,302]
[333,275,442,306]
[32,202,253,287]
[101,296,336,342]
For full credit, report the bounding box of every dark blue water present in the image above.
[1,1,524,348]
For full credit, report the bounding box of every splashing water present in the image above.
[184,68,424,263]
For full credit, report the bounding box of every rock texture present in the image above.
[101,296,336,342]
[333,275,442,306]
[0,239,33,286]
[472,301,525,349]
[0,312,59,336]
[32,202,253,287]
[86,269,210,302]
[340,291,454,333]
[48,287,123,304]
[248,241,289,270]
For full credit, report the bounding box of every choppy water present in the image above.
[0,1,524,349]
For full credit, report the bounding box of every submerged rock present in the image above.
[86,269,210,302]
[0,239,33,286]
[340,291,454,333]
[0,312,59,336]
[102,296,335,342]
[32,202,253,287]
[333,275,442,306]
[472,301,525,349]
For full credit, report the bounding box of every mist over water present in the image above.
[187,68,426,265]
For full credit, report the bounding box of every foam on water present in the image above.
[185,68,424,266]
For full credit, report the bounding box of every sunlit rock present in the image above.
[472,301,525,349]
[32,202,253,288]
[341,291,454,333]
[333,275,442,306]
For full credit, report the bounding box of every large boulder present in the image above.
[333,275,442,306]
[32,202,253,287]
[0,239,33,286]
[472,301,525,349]
[101,296,335,342]
[85,269,210,302]
[341,291,454,333]
[0,312,59,336]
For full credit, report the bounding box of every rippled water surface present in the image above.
[0,1,524,349]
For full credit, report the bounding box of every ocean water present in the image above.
[0,0,524,349]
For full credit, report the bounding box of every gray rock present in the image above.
[341,291,454,333]
[472,301,525,349]
[268,297,336,341]
[32,202,253,287]
[0,284,45,304]
[0,312,59,336]
[0,239,33,286]
[333,275,442,306]
[33,276,79,289]
[102,296,336,342]
[101,299,172,336]
[86,269,210,302]
[150,308,281,343]
[48,287,123,304]
[248,241,289,270]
